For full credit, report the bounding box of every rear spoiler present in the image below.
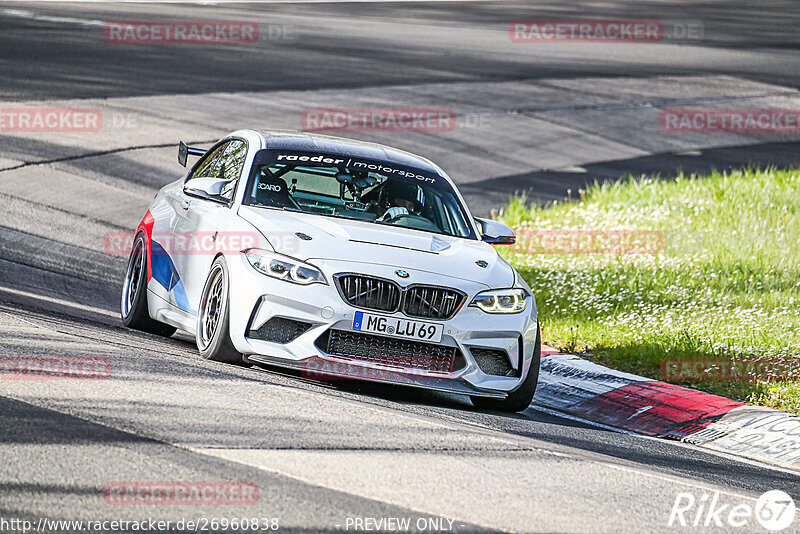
[177,141,206,167]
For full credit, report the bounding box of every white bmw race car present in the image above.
[121,130,541,411]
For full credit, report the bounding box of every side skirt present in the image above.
[147,289,196,333]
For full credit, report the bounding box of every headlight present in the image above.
[470,288,527,314]
[244,249,327,285]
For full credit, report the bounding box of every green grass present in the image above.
[499,167,800,414]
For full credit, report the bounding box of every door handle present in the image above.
[181,199,190,210]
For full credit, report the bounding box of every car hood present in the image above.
[238,206,515,287]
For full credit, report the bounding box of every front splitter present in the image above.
[245,354,507,399]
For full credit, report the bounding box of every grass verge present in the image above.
[499,167,800,414]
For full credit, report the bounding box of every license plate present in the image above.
[352,311,443,343]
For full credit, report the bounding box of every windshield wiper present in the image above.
[248,202,304,213]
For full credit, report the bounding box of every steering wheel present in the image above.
[380,207,410,223]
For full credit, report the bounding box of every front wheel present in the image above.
[196,256,242,364]
[121,233,176,337]
[471,325,541,413]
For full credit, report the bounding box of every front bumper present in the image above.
[227,254,539,398]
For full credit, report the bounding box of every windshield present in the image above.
[243,150,477,239]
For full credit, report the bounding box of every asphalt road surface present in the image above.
[1,2,799,532]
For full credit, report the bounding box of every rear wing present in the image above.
[178,141,206,167]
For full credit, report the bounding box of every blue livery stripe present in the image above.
[150,240,176,290]
[172,279,195,315]
[149,239,196,315]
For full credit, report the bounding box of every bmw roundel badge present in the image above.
[395,270,410,278]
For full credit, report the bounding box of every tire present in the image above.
[121,233,177,337]
[196,256,243,364]
[471,325,541,413]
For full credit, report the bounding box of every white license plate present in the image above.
[352,311,443,343]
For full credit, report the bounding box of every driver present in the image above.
[377,180,424,222]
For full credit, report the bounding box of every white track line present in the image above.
[1,9,105,27]
[530,404,800,478]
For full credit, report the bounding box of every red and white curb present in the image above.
[536,347,800,472]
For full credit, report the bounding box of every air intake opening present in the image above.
[470,347,518,377]
[315,329,465,373]
[248,317,313,344]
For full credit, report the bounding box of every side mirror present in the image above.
[475,217,516,245]
[184,177,233,203]
[178,141,206,167]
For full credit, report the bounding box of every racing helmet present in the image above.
[382,179,424,211]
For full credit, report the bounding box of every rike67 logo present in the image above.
[669,490,796,531]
